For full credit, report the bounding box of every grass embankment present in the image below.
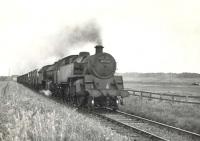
[0,81,129,141]
[120,96,200,134]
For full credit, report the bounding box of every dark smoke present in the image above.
[68,22,102,45]
[17,20,102,75]
[51,21,102,58]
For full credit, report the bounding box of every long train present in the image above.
[17,45,129,110]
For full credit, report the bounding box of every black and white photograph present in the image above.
[0,0,200,140]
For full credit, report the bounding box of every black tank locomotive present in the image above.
[17,45,129,110]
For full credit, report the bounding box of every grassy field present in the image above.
[120,73,200,134]
[124,81,200,96]
[122,73,200,96]
[0,81,130,141]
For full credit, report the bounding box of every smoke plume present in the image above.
[16,20,102,75]
[51,20,102,58]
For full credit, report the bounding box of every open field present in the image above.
[119,73,200,134]
[0,81,129,141]
[124,81,200,96]
[122,73,200,96]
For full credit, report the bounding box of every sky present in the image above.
[0,0,200,76]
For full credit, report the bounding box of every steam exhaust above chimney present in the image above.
[95,45,104,54]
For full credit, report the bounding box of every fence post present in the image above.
[133,91,136,96]
[159,94,162,101]
[140,92,143,100]
[149,93,152,101]
[172,96,174,103]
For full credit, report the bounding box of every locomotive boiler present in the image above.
[17,45,129,110]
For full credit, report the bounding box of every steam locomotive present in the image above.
[17,45,129,110]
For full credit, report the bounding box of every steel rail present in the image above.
[93,109,170,141]
[115,109,200,139]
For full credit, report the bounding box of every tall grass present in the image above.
[0,81,129,141]
[120,96,200,134]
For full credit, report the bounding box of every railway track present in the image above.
[116,110,200,139]
[92,108,200,141]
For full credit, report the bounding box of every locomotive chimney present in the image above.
[95,45,104,54]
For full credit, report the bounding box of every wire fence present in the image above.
[125,89,200,105]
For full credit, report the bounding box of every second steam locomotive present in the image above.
[17,45,129,110]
